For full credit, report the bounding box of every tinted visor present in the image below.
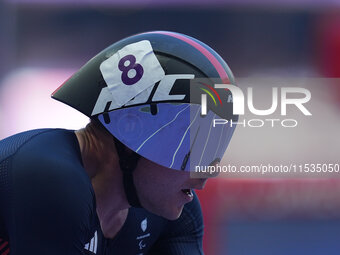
[98,102,236,171]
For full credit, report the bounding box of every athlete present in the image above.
[0,31,237,254]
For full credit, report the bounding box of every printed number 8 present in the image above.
[118,54,144,85]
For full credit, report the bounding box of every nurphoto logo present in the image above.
[201,84,312,128]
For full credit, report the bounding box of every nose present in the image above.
[192,178,208,190]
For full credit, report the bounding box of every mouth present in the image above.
[181,189,193,198]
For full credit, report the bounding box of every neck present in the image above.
[75,122,130,238]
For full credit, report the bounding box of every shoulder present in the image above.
[9,129,85,179]
[0,129,82,165]
[8,128,95,220]
[0,129,54,161]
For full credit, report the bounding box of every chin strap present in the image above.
[113,136,142,208]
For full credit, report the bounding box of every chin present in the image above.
[161,205,184,221]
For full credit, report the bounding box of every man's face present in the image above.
[133,156,208,220]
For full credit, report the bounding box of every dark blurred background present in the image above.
[0,3,318,79]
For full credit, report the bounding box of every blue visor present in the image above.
[98,102,236,171]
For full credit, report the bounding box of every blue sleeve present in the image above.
[2,130,95,254]
[148,192,204,255]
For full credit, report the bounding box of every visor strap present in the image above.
[113,136,142,208]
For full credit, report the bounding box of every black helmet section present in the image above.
[52,31,235,118]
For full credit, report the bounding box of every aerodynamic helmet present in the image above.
[52,31,237,172]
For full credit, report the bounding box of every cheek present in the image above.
[133,171,185,219]
[135,173,177,205]
[134,159,184,196]
[132,158,190,219]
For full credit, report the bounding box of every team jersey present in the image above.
[0,129,203,255]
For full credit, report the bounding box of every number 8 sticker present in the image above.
[99,40,165,109]
[118,54,144,85]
